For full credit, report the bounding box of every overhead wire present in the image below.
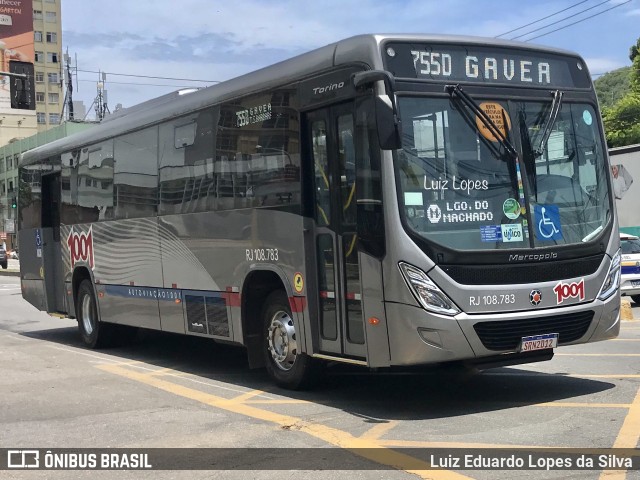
[495,0,592,38]
[76,78,204,88]
[510,0,613,40]
[75,69,218,83]
[523,0,632,41]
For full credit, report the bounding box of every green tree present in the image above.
[594,67,631,110]
[603,94,640,147]
[629,37,640,90]
[602,37,640,147]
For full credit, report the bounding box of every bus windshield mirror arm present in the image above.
[534,89,563,157]
[445,84,517,159]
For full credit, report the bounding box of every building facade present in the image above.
[0,121,95,249]
[1,0,63,146]
[1,0,64,246]
[32,0,63,132]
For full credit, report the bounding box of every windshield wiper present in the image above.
[534,90,563,157]
[519,110,539,201]
[445,84,517,159]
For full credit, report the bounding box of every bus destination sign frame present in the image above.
[383,42,591,89]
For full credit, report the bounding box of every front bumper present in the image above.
[384,293,620,367]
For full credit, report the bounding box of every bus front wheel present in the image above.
[262,291,320,390]
[76,279,111,348]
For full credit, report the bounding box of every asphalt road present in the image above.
[1,275,639,479]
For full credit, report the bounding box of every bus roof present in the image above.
[20,33,584,166]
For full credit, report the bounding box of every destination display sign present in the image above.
[383,43,591,88]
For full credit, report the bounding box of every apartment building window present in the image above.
[45,0,56,3]
[47,52,59,63]
[33,10,42,20]
[48,92,59,104]
[47,72,59,84]
[35,51,43,62]
[45,11,56,22]
[37,113,46,124]
[35,72,44,83]
[49,113,60,124]
[36,92,45,103]
[34,31,43,42]
[46,32,57,43]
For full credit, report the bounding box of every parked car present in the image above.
[620,232,640,304]
[0,248,7,269]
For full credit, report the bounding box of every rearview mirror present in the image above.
[353,70,401,150]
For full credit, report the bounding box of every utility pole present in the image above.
[62,49,74,121]
[94,71,109,121]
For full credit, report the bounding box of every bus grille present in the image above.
[441,254,604,285]
[473,311,594,351]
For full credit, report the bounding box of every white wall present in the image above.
[610,145,640,236]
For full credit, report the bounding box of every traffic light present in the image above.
[11,197,17,209]
[9,60,35,110]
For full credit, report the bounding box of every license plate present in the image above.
[520,333,558,352]
[632,280,640,287]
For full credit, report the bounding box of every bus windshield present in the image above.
[396,96,611,251]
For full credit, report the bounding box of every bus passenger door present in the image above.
[305,105,366,359]
[41,172,66,314]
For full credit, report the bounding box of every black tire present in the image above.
[76,279,112,348]
[262,290,321,390]
[1,262,7,269]
[632,295,640,305]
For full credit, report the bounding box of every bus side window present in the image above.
[159,109,217,215]
[114,127,159,219]
[61,144,114,225]
[214,90,300,212]
[312,120,330,226]
[355,97,385,258]
[338,114,356,226]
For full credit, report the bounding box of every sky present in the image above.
[60,0,640,119]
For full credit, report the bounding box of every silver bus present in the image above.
[18,34,621,389]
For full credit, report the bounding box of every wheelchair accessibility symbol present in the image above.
[534,204,563,241]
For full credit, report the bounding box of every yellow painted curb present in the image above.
[621,300,633,321]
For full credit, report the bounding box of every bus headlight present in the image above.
[597,250,621,301]
[399,262,460,316]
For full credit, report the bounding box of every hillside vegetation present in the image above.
[596,38,640,148]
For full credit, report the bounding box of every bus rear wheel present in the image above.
[262,291,320,390]
[76,279,112,348]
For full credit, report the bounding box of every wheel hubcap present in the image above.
[267,310,297,371]
[81,294,95,335]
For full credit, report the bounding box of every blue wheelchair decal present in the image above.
[534,204,563,241]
